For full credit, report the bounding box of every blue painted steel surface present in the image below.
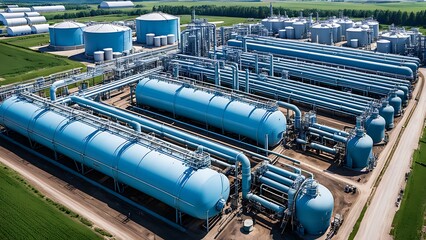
[84,24,132,56]
[0,96,229,219]
[136,13,179,44]
[259,176,290,193]
[365,109,386,144]
[296,182,334,235]
[379,101,395,129]
[388,92,402,116]
[49,22,86,47]
[247,193,285,214]
[228,39,414,78]
[346,132,374,168]
[135,77,286,147]
[263,170,294,186]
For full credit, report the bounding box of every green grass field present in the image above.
[0,43,84,85]
[1,34,50,48]
[391,128,426,240]
[179,15,258,27]
[0,164,101,240]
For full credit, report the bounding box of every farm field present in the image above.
[0,42,84,85]
[0,163,101,240]
[391,128,426,240]
[1,34,50,48]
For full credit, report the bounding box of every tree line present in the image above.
[154,5,426,27]
[45,9,149,20]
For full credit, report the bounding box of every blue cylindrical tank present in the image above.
[84,24,132,56]
[346,129,374,169]
[0,96,229,219]
[49,21,86,49]
[136,12,180,44]
[379,100,395,129]
[388,92,402,116]
[365,109,386,144]
[295,180,334,235]
[395,89,406,105]
[135,78,286,147]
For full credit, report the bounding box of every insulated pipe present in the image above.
[259,176,290,193]
[70,96,252,199]
[308,127,348,143]
[269,54,274,77]
[263,170,294,187]
[50,79,66,101]
[312,123,350,137]
[277,101,301,130]
[246,193,285,214]
[310,142,338,155]
[255,54,259,74]
[267,164,299,180]
[229,63,239,90]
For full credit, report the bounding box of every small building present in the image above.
[30,6,66,13]
[99,1,134,9]
[6,7,31,13]
[31,24,49,34]
[7,25,32,36]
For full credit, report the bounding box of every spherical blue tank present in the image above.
[0,96,229,219]
[135,78,286,147]
[379,100,395,129]
[136,12,180,44]
[346,129,374,169]
[84,24,132,56]
[388,91,402,116]
[49,21,86,49]
[365,109,386,144]
[295,180,334,235]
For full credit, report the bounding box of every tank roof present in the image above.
[84,24,130,33]
[136,12,178,21]
[51,21,86,29]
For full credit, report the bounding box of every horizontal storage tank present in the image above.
[381,32,410,55]
[365,109,385,144]
[30,24,49,34]
[346,27,370,47]
[25,12,40,17]
[0,95,229,220]
[4,18,27,26]
[30,5,65,12]
[136,78,286,147]
[83,24,132,56]
[310,24,332,45]
[6,7,31,13]
[49,21,86,50]
[296,180,334,235]
[26,16,47,25]
[136,12,179,44]
[7,25,32,36]
[285,26,294,39]
[100,1,135,9]
[0,12,25,24]
[376,39,391,53]
[146,33,155,46]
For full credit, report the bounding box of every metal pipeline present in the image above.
[50,79,66,101]
[245,69,250,93]
[308,127,348,143]
[263,170,294,186]
[267,164,299,180]
[246,193,285,214]
[312,123,350,137]
[310,142,338,155]
[229,63,239,90]
[277,101,301,130]
[259,176,290,193]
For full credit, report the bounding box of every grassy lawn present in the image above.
[49,14,139,24]
[0,43,84,85]
[391,128,426,240]
[1,34,50,48]
[0,163,101,240]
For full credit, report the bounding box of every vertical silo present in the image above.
[376,39,391,53]
[293,21,306,39]
[310,24,332,45]
[381,31,410,54]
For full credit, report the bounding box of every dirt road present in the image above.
[355,69,426,240]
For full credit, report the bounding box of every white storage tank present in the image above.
[366,20,379,41]
[154,36,161,47]
[26,16,47,25]
[6,7,31,13]
[285,26,295,39]
[376,39,391,53]
[337,18,354,37]
[293,21,306,39]
[146,33,155,46]
[278,29,286,39]
[167,34,175,45]
[94,51,104,62]
[113,52,123,58]
[25,12,40,17]
[4,18,27,27]
[310,24,332,45]
[0,13,25,24]
[103,48,113,61]
[160,35,167,46]
[350,39,359,48]
[346,26,369,47]
[7,25,32,36]
[330,23,342,43]
[284,19,295,28]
